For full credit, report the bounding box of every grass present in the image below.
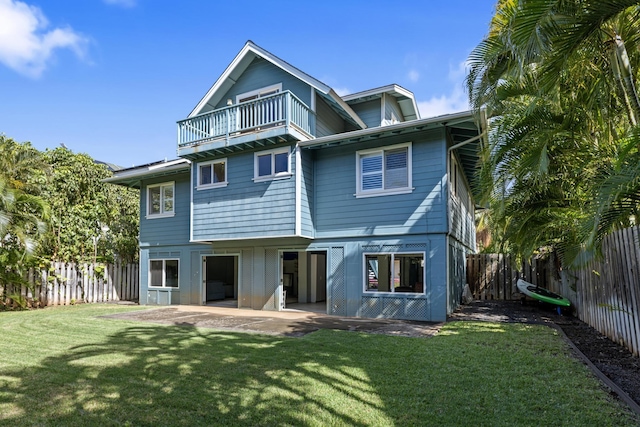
[0,305,637,426]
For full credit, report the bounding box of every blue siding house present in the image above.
[106,41,483,321]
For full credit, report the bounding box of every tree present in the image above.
[467,0,640,264]
[0,136,49,299]
[36,147,139,263]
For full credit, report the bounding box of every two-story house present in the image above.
[106,41,483,322]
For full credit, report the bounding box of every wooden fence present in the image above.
[466,227,640,356]
[466,253,557,300]
[568,227,640,356]
[0,262,139,308]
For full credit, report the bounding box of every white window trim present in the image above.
[355,142,413,198]
[146,181,175,219]
[148,258,180,289]
[236,83,282,104]
[363,251,426,294]
[253,147,292,182]
[196,158,228,190]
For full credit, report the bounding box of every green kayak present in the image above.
[516,279,571,307]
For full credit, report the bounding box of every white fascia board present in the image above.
[327,89,367,129]
[342,84,414,102]
[103,159,191,183]
[343,84,420,121]
[299,110,476,149]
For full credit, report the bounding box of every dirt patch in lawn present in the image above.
[103,306,442,338]
[451,300,640,408]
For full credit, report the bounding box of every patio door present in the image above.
[203,255,238,304]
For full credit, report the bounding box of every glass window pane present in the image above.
[149,187,160,214]
[213,162,225,183]
[393,254,424,293]
[150,260,163,286]
[258,154,271,176]
[165,260,179,288]
[385,148,408,189]
[362,174,382,191]
[163,185,174,213]
[366,254,390,291]
[274,152,288,174]
[200,164,212,185]
[361,154,382,174]
[361,154,383,191]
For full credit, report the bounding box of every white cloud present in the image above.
[408,69,419,83]
[103,0,137,7]
[417,61,470,118]
[0,0,87,78]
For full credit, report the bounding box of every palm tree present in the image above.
[467,0,640,264]
[0,137,49,304]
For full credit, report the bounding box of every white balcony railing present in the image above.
[177,90,313,148]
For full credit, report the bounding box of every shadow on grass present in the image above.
[0,323,419,426]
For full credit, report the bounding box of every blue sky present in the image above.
[0,0,496,168]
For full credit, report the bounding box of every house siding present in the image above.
[448,152,475,250]
[383,94,403,123]
[140,244,211,306]
[191,145,296,241]
[315,95,345,137]
[140,173,191,247]
[214,57,312,109]
[349,99,381,128]
[313,129,447,239]
[300,149,314,237]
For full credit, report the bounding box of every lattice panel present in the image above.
[405,243,427,249]
[361,297,381,318]
[382,245,403,252]
[330,247,346,316]
[240,249,252,308]
[265,249,278,310]
[405,298,429,320]
[381,297,404,318]
[362,245,381,251]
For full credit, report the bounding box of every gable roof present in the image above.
[188,41,366,129]
[342,84,420,121]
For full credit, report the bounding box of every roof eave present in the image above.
[300,110,476,148]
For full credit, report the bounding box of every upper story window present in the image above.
[356,142,412,198]
[236,83,282,104]
[254,147,291,182]
[147,182,174,218]
[197,158,227,189]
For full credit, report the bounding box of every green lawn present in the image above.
[0,305,637,426]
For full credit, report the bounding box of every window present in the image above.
[254,147,291,181]
[365,253,424,293]
[356,143,412,197]
[198,159,227,189]
[147,182,174,218]
[149,259,179,288]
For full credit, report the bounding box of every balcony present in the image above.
[177,91,314,158]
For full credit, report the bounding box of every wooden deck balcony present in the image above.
[177,91,314,158]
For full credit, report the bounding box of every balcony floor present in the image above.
[178,124,311,159]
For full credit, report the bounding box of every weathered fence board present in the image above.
[0,262,139,308]
[568,227,640,356]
